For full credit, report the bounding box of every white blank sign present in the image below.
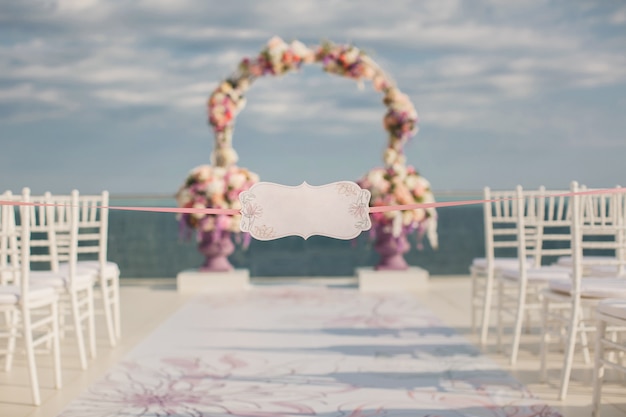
[239,181,371,240]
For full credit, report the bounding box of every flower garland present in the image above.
[206,36,418,170]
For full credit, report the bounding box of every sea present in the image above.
[106,193,491,278]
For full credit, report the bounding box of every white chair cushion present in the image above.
[597,299,626,320]
[58,261,120,277]
[587,264,626,277]
[501,266,571,282]
[556,256,617,267]
[549,278,626,299]
[472,257,534,270]
[0,285,57,304]
[0,267,18,283]
[30,270,96,289]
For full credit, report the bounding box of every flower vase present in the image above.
[198,230,235,272]
[374,225,410,270]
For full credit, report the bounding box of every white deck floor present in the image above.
[1,276,624,416]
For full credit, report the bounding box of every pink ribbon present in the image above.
[0,187,624,216]
[370,187,625,213]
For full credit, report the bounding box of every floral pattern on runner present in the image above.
[57,287,562,417]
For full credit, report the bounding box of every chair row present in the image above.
[469,181,626,415]
[0,188,121,405]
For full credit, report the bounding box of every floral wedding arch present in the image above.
[176,36,437,270]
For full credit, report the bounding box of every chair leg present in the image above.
[617,335,626,383]
[578,311,591,366]
[540,296,549,382]
[612,332,625,382]
[70,292,88,370]
[496,279,504,353]
[524,310,531,334]
[100,276,117,347]
[113,275,121,340]
[58,302,67,340]
[21,309,41,406]
[558,298,582,400]
[592,318,607,417]
[470,269,478,333]
[510,279,528,366]
[4,310,18,372]
[480,268,495,345]
[87,287,97,359]
[51,301,62,389]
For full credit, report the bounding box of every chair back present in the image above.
[0,191,17,284]
[23,190,85,287]
[483,187,542,268]
[512,185,573,273]
[0,189,32,300]
[54,191,109,271]
[26,191,67,272]
[0,191,17,279]
[536,187,574,263]
[579,185,626,275]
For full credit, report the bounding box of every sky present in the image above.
[1,0,625,196]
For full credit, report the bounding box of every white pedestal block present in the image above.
[176,269,250,293]
[356,266,429,292]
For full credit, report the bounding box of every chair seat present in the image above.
[0,267,17,283]
[30,270,96,289]
[472,257,534,270]
[597,299,626,320]
[556,256,617,267]
[501,266,571,282]
[58,261,120,277]
[0,285,58,304]
[588,264,626,277]
[549,278,626,299]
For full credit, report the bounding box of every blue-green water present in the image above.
[106,194,488,278]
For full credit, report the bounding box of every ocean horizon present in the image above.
[108,190,486,206]
[102,192,489,279]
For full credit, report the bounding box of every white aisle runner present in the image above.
[58,285,561,417]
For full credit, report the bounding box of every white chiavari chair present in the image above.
[496,186,573,365]
[0,189,62,405]
[554,185,623,274]
[55,191,120,347]
[539,181,626,400]
[592,298,626,417]
[592,189,626,416]
[27,190,96,370]
[470,186,540,345]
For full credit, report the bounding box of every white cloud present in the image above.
[92,89,155,105]
[82,67,164,84]
[137,0,198,13]
[346,23,578,51]
[56,0,101,12]
[422,91,494,107]
[160,26,270,41]
[505,54,626,91]
[488,73,536,97]
[0,83,78,122]
[437,56,491,78]
[53,0,112,20]
[610,7,626,24]
[93,81,217,109]
[0,83,74,106]
[421,110,470,127]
